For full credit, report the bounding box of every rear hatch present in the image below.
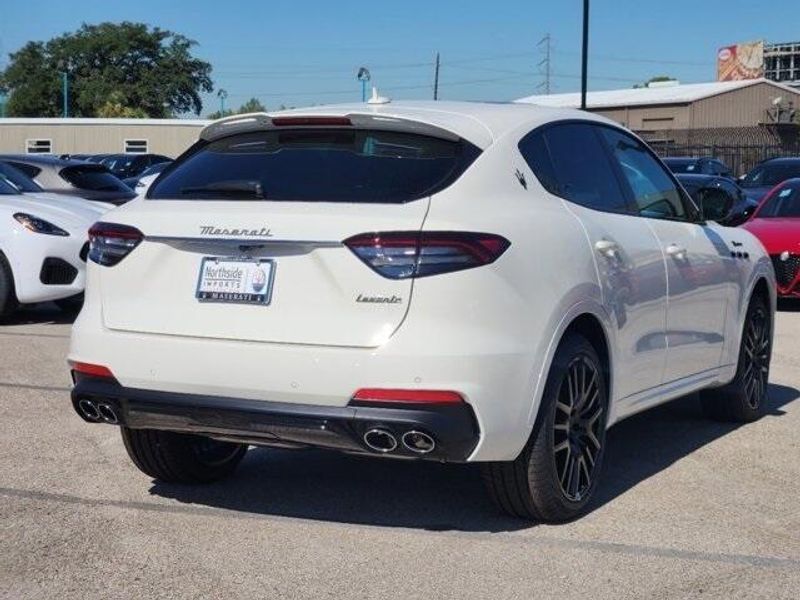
[98,123,480,348]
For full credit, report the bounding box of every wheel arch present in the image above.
[525,300,615,429]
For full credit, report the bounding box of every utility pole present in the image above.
[433,52,441,100]
[581,0,590,110]
[537,34,552,94]
[62,72,68,118]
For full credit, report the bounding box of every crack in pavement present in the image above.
[1,486,797,570]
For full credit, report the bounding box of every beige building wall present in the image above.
[691,81,800,128]
[0,119,208,157]
[587,81,800,132]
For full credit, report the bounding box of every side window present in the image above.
[519,123,629,213]
[599,128,688,221]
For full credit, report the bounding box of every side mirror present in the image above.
[698,188,734,223]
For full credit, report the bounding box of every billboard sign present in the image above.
[717,41,764,81]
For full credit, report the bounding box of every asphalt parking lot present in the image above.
[1,305,799,599]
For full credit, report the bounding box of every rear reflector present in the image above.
[344,231,510,279]
[88,222,144,267]
[351,388,464,405]
[272,116,352,127]
[68,361,115,380]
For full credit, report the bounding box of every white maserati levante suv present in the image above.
[68,102,775,521]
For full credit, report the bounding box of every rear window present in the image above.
[7,161,42,179]
[148,129,481,203]
[60,166,131,192]
[742,161,800,187]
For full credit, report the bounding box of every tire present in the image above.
[55,293,84,313]
[700,294,771,422]
[120,427,247,483]
[0,252,19,319]
[481,332,608,522]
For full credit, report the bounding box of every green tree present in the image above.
[0,22,213,117]
[96,91,149,118]
[207,97,267,120]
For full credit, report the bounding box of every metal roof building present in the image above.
[517,79,800,174]
[516,79,800,135]
[0,118,209,157]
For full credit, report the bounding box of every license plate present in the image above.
[195,257,275,305]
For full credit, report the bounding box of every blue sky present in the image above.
[1,0,797,115]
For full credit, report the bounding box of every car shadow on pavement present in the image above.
[1,303,77,326]
[149,383,799,533]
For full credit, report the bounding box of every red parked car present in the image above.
[742,178,800,298]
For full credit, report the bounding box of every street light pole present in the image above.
[217,89,228,116]
[581,0,590,110]
[62,72,69,118]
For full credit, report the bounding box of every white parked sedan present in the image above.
[68,101,775,521]
[0,176,109,317]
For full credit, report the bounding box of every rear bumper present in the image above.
[71,377,480,462]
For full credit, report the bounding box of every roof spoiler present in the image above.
[200,112,462,143]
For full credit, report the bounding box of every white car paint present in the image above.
[1,189,109,305]
[69,101,774,462]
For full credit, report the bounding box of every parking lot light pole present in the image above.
[581,0,589,110]
[217,89,228,116]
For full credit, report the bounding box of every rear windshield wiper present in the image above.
[180,180,265,199]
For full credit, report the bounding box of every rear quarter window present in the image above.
[148,129,481,203]
[60,166,131,192]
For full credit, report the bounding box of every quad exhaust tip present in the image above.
[78,399,100,421]
[363,428,398,453]
[77,399,119,424]
[401,430,436,454]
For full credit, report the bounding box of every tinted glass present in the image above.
[7,161,42,179]
[742,161,800,187]
[60,166,132,192]
[600,129,687,220]
[662,158,699,174]
[0,176,22,195]
[149,129,480,203]
[519,123,628,213]
[0,162,43,192]
[758,182,800,218]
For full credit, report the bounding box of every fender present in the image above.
[524,289,616,431]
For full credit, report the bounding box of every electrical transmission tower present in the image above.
[537,34,553,94]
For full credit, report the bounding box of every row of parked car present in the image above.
[664,155,800,299]
[0,153,172,317]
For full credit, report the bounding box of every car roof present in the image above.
[674,173,719,182]
[200,101,618,150]
[760,157,800,165]
[0,154,96,167]
[663,157,703,162]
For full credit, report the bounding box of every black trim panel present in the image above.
[71,378,480,462]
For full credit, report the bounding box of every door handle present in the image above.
[594,239,619,258]
[665,244,687,260]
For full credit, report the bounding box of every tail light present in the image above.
[88,222,143,266]
[351,388,464,405]
[344,231,510,279]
